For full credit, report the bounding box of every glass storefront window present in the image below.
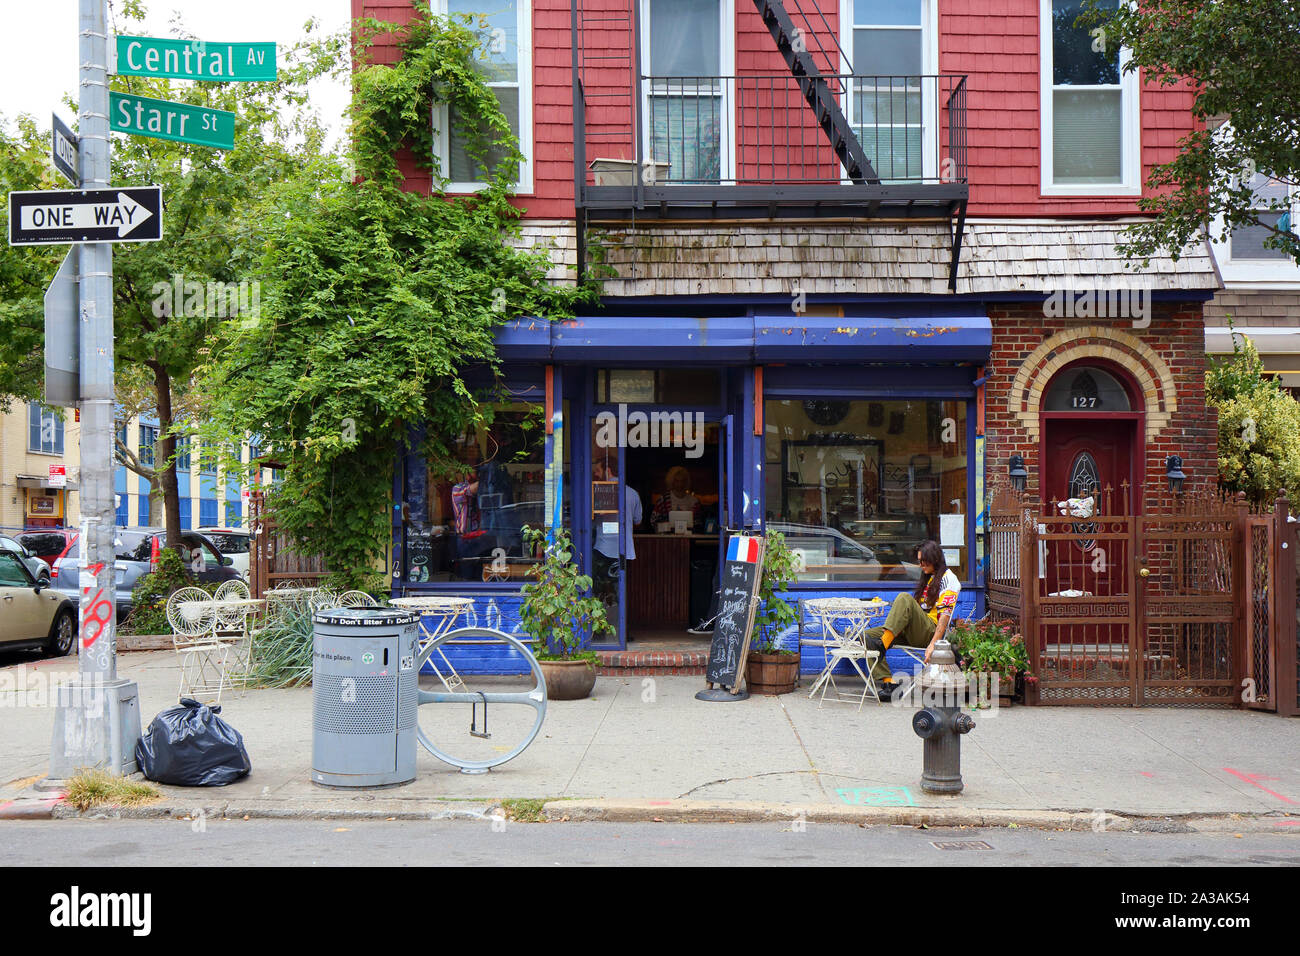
[764,399,968,583]
[404,404,546,583]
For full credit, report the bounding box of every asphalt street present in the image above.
[3,819,1297,866]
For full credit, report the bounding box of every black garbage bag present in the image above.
[135,698,251,786]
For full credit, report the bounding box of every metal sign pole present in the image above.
[48,0,141,782]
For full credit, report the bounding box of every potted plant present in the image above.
[745,531,802,695]
[518,525,613,700]
[947,617,1036,708]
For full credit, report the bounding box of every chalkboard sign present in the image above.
[704,532,765,691]
[405,525,433,583]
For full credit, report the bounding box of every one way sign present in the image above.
[8,186,162,246]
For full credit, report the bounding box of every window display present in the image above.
[404,405,545,583]
[764,399,968,582]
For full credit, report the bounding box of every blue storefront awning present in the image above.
[495,308,991,364]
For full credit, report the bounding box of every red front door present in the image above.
[1043,418,1137,511]
[1041,417,1138,598]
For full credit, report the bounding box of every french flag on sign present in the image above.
[728,535,759,563]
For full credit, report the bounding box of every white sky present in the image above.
[0,1,352,149]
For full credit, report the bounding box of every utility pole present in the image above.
[47,0,142,782]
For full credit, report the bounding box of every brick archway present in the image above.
[1008,325,1177,442]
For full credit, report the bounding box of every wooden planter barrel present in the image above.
[746,652,800,696]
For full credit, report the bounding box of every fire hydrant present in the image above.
[911,639,975,794]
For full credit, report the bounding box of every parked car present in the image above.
[52,528,241,622]
[196,527,251,580]
[0,534,52,586]
[16,529,78,570]
[768,522,922,583]
[0,551,76,656]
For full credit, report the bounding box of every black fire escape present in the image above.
[571,0,969,290]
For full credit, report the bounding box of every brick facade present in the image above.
[984,304,1218,513]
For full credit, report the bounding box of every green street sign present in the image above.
[110,91,235,151]
[113,34,277,82]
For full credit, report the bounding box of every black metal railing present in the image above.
[582,73,968,189]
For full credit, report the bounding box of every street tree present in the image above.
[1081,0,1300,264]
[0,2,345,549]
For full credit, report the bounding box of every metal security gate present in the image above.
[1136,498,1239,707]
[991,484,1246,707]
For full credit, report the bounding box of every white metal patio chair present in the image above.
[337,590,379,607]
[804,598,888,711]
[166,587,232,704]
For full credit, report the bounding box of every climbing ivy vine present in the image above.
[203,1,592,589]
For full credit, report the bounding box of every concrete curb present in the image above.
[0,796,64,820]
[538,799,1300,833]
[32,793,1300,831]
[48,799,500,823]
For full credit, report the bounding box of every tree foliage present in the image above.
[202,2,591,589]
[1206,333,1300,507]
[0,2,346,548]
[1081,0,1300,264]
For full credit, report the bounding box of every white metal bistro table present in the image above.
[388,596,475,692]
[803,597,890,710]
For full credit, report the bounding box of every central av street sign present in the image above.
[113,35,277,82]
[8,186,163,246]
[110,91,235,151]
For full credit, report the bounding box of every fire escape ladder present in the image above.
[750,0,879,185]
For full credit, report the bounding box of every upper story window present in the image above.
[1210,166,1300,285]
[437,1,533,193]
[1040,0,1140,195]
[139,424,158,467]
[845,0,937,182]
[174,436,192,473]
[28,403,63,455]
[642,0,732,184]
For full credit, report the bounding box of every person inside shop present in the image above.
[592,457,643,624]
[449,431,515,579]
[861,540,960,701]
[649,465,701,531]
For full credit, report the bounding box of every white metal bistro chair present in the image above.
[803,598,889,711]
[337,590,379,607]
[388,596,473,692]
[166,587,232,704]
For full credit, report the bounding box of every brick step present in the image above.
[595,650,709,676]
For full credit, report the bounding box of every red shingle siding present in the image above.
[942,0,1200,217]
[359,2,1203,222]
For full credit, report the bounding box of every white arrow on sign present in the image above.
[20,192,154,238]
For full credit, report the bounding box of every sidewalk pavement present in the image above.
[2,650,1298,829]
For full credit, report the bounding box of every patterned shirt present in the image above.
[920,569,961,622]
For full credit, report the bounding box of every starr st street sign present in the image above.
[110,91,235,151]
[8,186,163,246]
[113,35,277,82]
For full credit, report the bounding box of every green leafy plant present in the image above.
[1206,332,1300,508]
[517,526,611,662]
[202,2,593,589]
[947,617,1034,685]
[751,531,800,654]
[120,548,204,635]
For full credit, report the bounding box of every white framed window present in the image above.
[1210,167,1300,286]
[841,0,939,182]
[434,0,533,193]
[640,0,735,184]
[1040,0,1141,196]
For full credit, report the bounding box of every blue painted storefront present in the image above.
[393,302,992,676]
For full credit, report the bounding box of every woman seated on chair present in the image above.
[863,540,960,701]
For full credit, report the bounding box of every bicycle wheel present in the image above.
[415,626,547,774]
